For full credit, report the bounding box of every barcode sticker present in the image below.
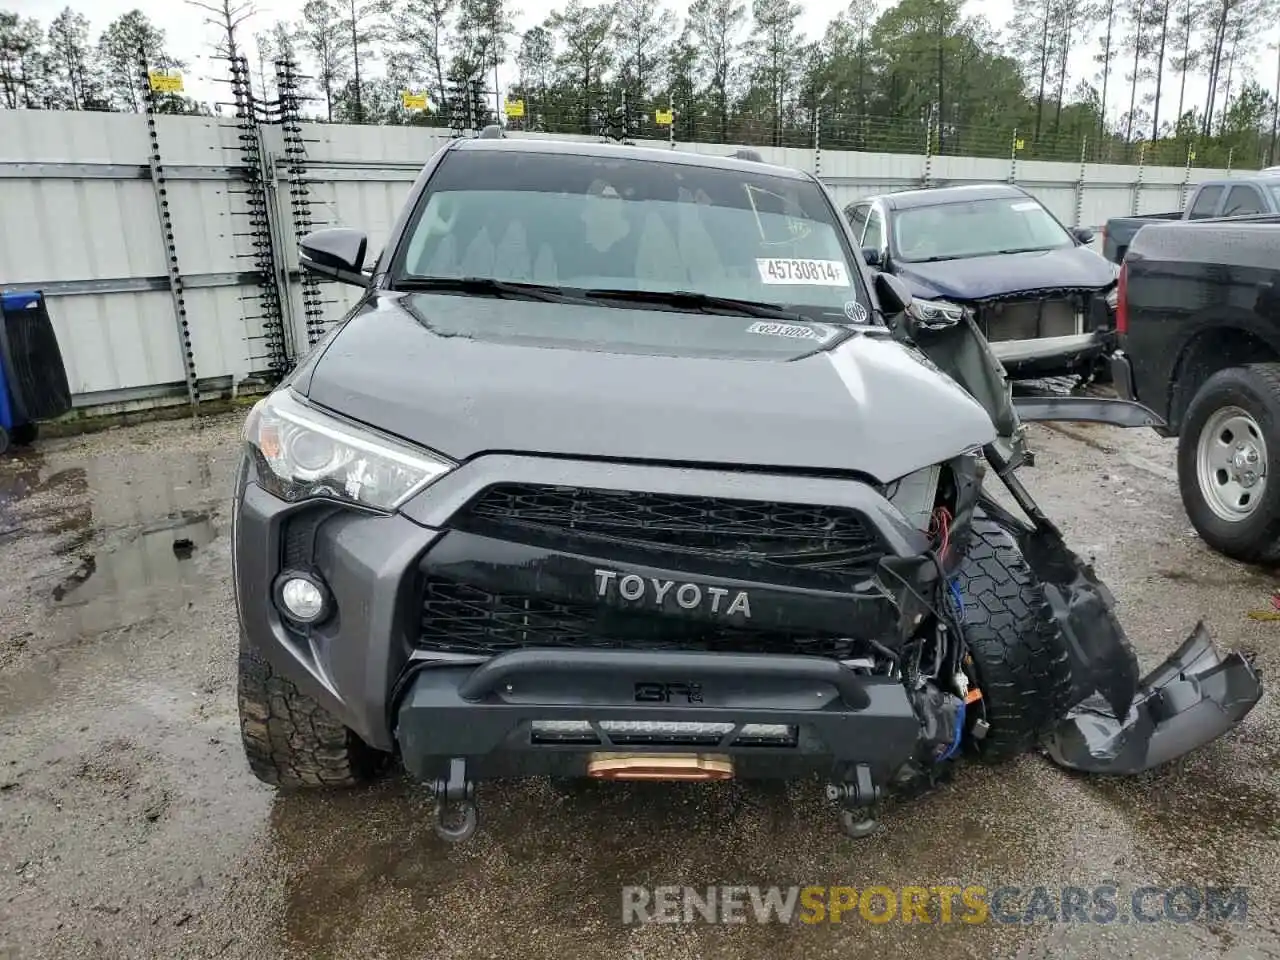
[746,321,823,339]
[756,258,850,286]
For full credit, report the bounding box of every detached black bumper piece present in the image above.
[395,648,922,782]
[1043,623,1263,774]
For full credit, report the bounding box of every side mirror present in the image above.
[1072,226,1095,244]
[873,271,913,315]
[861,247,882,268]
[300,228,369,286]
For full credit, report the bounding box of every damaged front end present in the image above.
[893,294,1264,775]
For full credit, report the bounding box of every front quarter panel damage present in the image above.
[886,297,1263,774]
[979,497,1263,775]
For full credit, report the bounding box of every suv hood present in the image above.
[893,245,1116,301]
[302,292,996,483]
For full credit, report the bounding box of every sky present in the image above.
[10,0,1280,128]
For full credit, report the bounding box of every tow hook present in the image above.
[432,757,478,843]
[826,763,881,839]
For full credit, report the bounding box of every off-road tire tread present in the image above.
[1177,362,1280,565]
[237,634,381,789]
[958,514,1073,762]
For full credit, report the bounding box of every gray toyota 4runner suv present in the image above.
[232,136,1261,841]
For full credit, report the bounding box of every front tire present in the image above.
[956,514,1072,762]
[1177,363,1280,565]
[237,633,386,788]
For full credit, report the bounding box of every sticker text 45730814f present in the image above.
[756,258,849,287]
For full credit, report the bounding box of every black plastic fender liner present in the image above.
[1012,396,1166,429]
[1043,623,1263,774]
[975,495,1264,772]
[976,495,1140,719]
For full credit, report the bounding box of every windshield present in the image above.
[393,148,873,325]
[891,196,1074,263]
[1270,184,1280,207]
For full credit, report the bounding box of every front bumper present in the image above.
[397,648,922,782]
[990,330,1113,378]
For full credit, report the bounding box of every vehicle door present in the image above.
[1186,184,1225,219]
[1221,183,1268,218]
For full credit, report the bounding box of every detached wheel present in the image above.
[237,633,386,788]
[956,513,1072,762]
[1178,363,1280,565]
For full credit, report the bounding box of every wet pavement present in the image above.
[1,413,1278,959]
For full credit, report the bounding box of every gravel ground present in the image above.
[1,412,1277,960]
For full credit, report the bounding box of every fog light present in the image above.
[274,572,329,624]
[600,720,735,737]
[738,724,795,739]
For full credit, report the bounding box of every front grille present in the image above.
[418,579,861,659]
[977,297,1082,342]
[458,484,884,578]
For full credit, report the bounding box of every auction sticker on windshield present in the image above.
[757,258,849,286]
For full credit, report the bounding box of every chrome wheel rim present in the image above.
[1196,406,1268,522]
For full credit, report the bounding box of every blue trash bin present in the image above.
[0,289,72,453]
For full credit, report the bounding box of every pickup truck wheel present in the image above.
[237,633,387,788]
[1178,364,1280,565]
[956,513,1073,762]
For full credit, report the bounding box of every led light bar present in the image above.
[528,720,798,746]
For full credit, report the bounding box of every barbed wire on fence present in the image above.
[318,88,1273,172]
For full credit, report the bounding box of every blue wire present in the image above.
[934,577,968,763]
[940,698,966,761]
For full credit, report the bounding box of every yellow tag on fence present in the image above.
[148,71,184,93]
[1014,138,1025,151]
[655,109,674,125]
[401,91,428,110]
[504,98,525,118]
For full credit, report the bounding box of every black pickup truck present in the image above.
[1102,172,1280,264]
[1112,215,1280,563]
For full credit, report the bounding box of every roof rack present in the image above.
[477,124,505,139]
[732,148,764,163]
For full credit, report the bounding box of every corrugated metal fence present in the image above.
[0,105,1233,418]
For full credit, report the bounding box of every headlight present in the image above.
[911,299,967,330]
[243,389,454,510]
[886,464,941,530]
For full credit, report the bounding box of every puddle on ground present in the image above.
[49,511,219,636]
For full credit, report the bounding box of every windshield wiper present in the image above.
[905,247,1056,262]
[580,288,810,322]
[395,276,573,302]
